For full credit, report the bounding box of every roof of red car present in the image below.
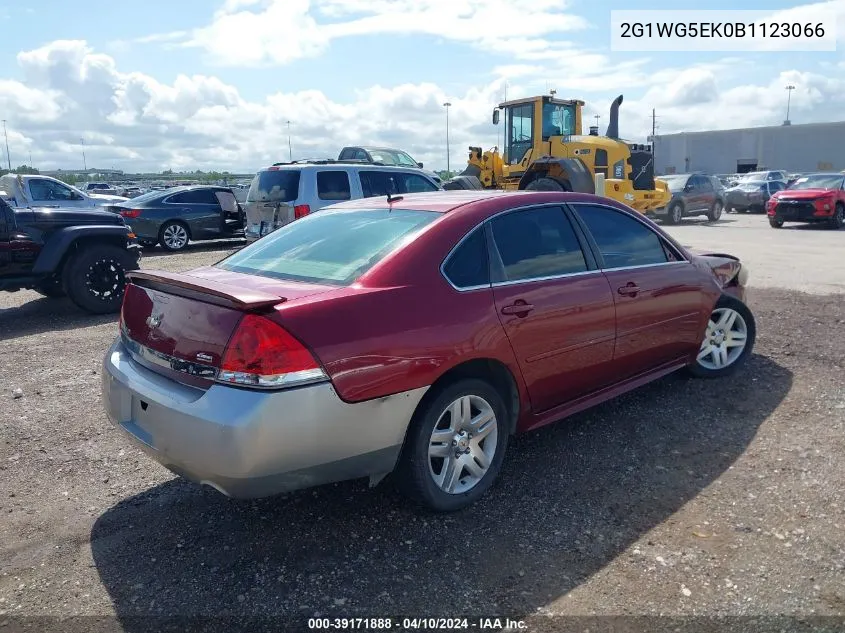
[325,190,615,213]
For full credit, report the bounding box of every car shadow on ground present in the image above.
[91,354,791,630]
[139,239,246,259]
[0,295,116,341]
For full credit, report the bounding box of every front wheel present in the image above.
[829,203,844,229]
[665,202,683,225]
[63,244,138,314]
[395,379,509,512]
[687,295,756,379]
[769,218,784,228]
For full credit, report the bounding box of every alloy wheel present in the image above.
[427,394,498,494]
[697,307,748,370]
[85,257,124,303]
[163,224,188,250]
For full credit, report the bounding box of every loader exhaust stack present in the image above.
[606,94,623,139]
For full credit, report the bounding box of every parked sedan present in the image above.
[107,185,244,251]
[725,180,787,213]
[102,190,755,511]
[648,173,724,224]
[767,172,845,229]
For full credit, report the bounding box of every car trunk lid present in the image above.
[120,268,334,386]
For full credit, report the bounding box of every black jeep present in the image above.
[0,195,141,314]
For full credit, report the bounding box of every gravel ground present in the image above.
[1,232,844,632]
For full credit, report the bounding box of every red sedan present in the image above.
[102,191,756,511]
[767,172,845,229]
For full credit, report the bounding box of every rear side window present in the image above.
[443,228,489,289]
[167,189,220,204]
[360,171,398,198]
[490,206,587,282]
[217,209,438,286]
[317,171,351,201]
[573,204,668,269]
[246,169,301,203]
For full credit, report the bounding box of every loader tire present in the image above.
[443,176,484,191]
[524,177,567,192]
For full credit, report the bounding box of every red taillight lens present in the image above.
[294,204,310,219]
[120,209,141,219]
[218,314,326,388]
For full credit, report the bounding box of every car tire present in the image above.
[725,205,734,213]
[34,276,66,298]
[769,218,784,228]
[158,221,190,252]
[665,201,684,224]
[686,295,756,379]
[829,203,844,230]
[395,378,510,512]
[524,177,567,192]
[63,244,137,314]
[707,200,723,222]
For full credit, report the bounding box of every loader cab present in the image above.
[494,96,583,167]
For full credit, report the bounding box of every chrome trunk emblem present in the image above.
[146,314,162,329]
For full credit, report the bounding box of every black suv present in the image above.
[0,196,140,313]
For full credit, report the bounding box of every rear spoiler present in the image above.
[127,270,285,310]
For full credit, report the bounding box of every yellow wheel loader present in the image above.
[448,94,671,213]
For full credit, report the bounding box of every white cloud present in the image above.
[180,0,589,67]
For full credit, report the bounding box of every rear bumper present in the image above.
[101,338,428,498]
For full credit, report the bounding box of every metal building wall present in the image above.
[653,122,845,175]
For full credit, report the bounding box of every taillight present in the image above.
[294,204,310,219]
[218,314,326,389]
[120,209,141,218]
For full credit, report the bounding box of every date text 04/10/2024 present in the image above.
[307,617,528,630]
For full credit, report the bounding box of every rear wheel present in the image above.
[769,218,784,228]
[829,203,844,229]
[687,295,756,378]
[524,177,566,192]
[158,221,190,252]
[63,244,137,314]
[395,379,509,512]
[707,200,723,222]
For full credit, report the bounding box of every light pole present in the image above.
[80,137,87,171]
[286,121,292,162]
[594,114,601,126]
[443,102,452,173]
[2,120,11,171]
[784,84,795,124]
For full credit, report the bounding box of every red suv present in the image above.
[767,173,845,229]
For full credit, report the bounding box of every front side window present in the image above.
[573,204,669,269]
[218,208,437,286]
[541,102,575,140]
[29,179,75,201]
[490,206,587,282]
[317,171,351,201]
[167,189,220,204]
[443,227,489,289]
[400,173,438,193]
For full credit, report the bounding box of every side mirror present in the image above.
[492,109,500,125]
[684,183,693,192]
[72,192,85,201]
[417,162,424,168]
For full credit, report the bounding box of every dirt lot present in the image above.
[1,214,844,632]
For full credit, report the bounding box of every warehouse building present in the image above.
[651,120,845,176]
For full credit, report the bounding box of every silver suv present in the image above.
[243,160,443,241]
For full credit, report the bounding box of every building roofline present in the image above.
[652,120,845,139]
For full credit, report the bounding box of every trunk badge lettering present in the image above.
[196,352,213,363]
[146,314,162,329]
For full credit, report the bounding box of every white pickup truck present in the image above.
[0,173,128,209]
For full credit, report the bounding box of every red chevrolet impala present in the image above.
[102,191,755,511]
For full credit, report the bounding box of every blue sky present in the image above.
[0,0,842,172]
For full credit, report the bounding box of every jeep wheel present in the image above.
[63,244,137,314]
[34,276,66,298]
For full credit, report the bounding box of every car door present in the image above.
[0,197,12,271]
[165,189,220,237]
[570,202,705,379]
[488,205,617,414]
[27,178,87,208]
[687,175,708,211]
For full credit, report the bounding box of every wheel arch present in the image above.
[31,226,133,275]
[518,157,595,193]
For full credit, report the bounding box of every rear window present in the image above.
[246,169,301,203]
[217,208,438,286]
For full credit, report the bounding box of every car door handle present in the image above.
[617,283,641,296]
[501,302,534,316]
